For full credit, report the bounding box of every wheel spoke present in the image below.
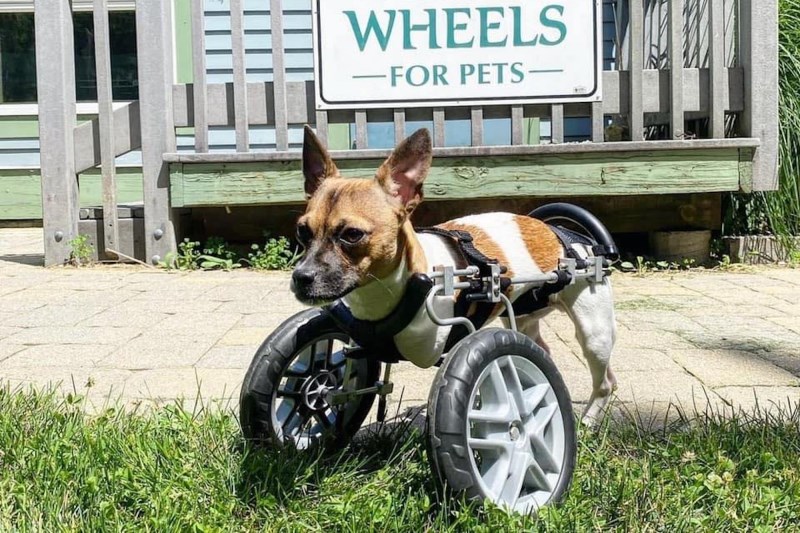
[526,403,559,439]
[499,450,531,507]
[468,436,511,453]
[468,407,513,424]
[525,454,554,492]
[505,358,528,416]
[529,432,560,473]
[276,387,302,399]
[281,404,304,436]
[521,384,551,416]
[482,361,516,417]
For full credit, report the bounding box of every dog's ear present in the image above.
[302,125,339,199]
[375,128,432,214]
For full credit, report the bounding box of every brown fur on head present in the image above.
[290,125,432,304]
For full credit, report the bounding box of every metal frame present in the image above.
[328,257,610,406]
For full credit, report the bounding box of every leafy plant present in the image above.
[244,236,302,271]
[619,256,696,274]
[197,254,241,271]
[67,234,94,267]
[159,238,201,270]
[202,236,238,262]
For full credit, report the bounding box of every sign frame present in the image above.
[312,0,603,110]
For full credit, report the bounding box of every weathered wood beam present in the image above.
[170,148,750,208]
[136,0,177,264]
[163,138,759,163]
[740,0,779,191]
[93,0,118,256]
[35,0,78,266]
[73,101,141,174]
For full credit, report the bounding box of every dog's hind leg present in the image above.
[553,279,617,427]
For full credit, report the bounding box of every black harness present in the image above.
[323,223,597,363]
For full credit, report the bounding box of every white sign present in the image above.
[312,0,602,109]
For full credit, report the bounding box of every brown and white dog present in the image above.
[291,126,617,425]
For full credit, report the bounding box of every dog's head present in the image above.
[290,126,432,304]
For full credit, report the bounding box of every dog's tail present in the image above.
[529,203,620,262]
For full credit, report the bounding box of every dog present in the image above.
[291,125,617,425]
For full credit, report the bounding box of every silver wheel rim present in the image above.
[270,334,362,450]
[466,355,566,514]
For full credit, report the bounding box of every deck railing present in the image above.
[34,0,778,265]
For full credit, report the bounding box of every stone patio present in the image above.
[1,228,799,424]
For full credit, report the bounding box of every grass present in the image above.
[1,388,799,531]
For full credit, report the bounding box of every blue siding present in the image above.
[1,1,618,168]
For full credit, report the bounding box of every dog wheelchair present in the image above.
[239,203,618,515]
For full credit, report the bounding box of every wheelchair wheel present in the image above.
[427,328,577,515]
[240,308,380,449]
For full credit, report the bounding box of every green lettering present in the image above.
[477,7,506,48]
[444,8,474,48]
[344,10,397,52]
[510,62,525,83]
[540,5,567,46]
[400,9,440,50]
[510,6,538,46]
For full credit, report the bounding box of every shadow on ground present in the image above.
[0,253,44,266]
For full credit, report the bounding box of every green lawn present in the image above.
[1,388,798,532]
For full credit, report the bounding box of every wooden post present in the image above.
[629,0,644,141]
[355,110,368,149]
[230,0,249,152]
[393,109,406,143]
[315,110,329,144]
[550,104,564,144]
[136,0,177,264]
[34,0,78,266]
[93,0,119,257]
[191,0,209,152]
[511,105,524,145]
[433,108,445,147]
[740,0,779,190]
[591,101,604,143]
[270,0,289,151]
[708,0,726,138]
[669,0,685,139]
[470,107,483,146]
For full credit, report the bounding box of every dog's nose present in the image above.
[292,267,316,288]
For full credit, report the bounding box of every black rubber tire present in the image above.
[426,328,577,514]
[239,307,380,448]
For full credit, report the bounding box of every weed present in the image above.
[159,238,201,270]
[202,236,238,262]
[67,234,94,267]
[244,236,302,271]
[618,256,696,274]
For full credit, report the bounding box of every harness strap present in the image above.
[417,227,498,276]
[325,273,433,363]
[547,224,593,269]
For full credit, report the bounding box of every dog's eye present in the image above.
[340,228,366,245]
[296,224,313,246]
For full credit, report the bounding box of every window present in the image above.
[0,11,138,104]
